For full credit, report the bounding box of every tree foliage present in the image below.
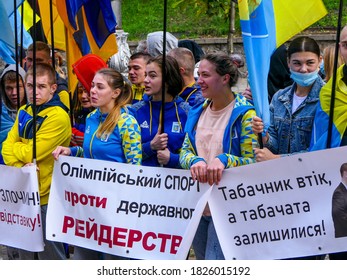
[172,0,231,19]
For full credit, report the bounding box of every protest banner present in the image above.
[209,146,347,259]
[46,156,211,260]
[0,164,43,251]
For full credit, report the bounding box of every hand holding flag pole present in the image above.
[160,0,168,135]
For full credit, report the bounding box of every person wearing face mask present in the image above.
[251,36,324,162]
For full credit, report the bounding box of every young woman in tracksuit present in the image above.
[52,68,142,259]
[131,55,190,168]
[179,52,257,260]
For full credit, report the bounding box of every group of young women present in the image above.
[50,49,256,260]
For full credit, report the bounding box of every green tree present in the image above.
[172,0,232,18]
[172,0,237,54]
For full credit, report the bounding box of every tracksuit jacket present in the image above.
[2,94,71,205]
[71,106,142,165]
[131,95,190,168]
[179,93,257,169]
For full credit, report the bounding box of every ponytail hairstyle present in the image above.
[287,36,321,59]
[96,68,132,138]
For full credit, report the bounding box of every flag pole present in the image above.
[13,0,21,111]
[32,0,37,163]
[20,2,24,67]
[49,0,55,70]
[160,0,168,134]
[327,0,343,149]
[63,24,73,127]
[13,0,18,65]
[258,134,264,149]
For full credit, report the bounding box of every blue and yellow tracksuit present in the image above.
[2,94,71,205]
[131,95,191,168]
[71,106,142,165]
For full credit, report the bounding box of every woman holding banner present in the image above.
[252,36,324,161]
[179,52,257,260]
[52,68,142,259]
[252,36,324,260]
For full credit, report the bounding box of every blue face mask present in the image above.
[290,69,319,87]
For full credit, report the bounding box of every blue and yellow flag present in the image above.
[238,0,327,129]
[10,9,33,49]
[0,1,25,63]
[36,0,118,93]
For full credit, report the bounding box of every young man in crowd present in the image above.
[2,63,71,259]
[168,47,204,106]
[127,52,152,104]
[25,41,70,110]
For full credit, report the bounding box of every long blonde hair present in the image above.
[96,68,132,138]
[323,44,343,82]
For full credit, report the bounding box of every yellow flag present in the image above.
[38,0,65,51]
[21,0,40,31]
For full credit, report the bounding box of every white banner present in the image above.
[209,146,347,260]
[0,164,43,251]
[47,156,211,260]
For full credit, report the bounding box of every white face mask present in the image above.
[290,69,319,87]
